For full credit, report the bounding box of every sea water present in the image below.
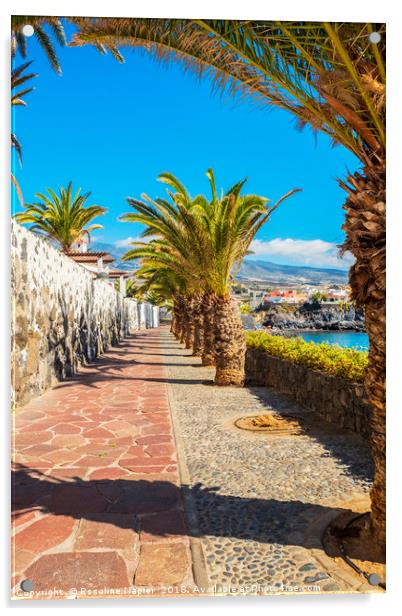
[299,331,368,350]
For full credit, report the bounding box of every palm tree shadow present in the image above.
[245,385,374,485]
[12,463,377,561]
[49,331,197,390]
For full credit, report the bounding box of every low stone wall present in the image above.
[12,223,147,407]
[245,347,371,438]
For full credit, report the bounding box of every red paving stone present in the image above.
[11,328,193,599]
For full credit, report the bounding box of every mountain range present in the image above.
[92,242,349,286]
[237,259,349,285]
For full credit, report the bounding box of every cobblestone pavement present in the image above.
[163,329,376,595]
[12,329,194,600]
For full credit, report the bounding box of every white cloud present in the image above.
[249,238,355,270]
[115,235,355,270]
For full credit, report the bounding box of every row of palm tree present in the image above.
[120,169,299,386]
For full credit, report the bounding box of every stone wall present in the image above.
[12,223,146,407]
[123,299,139,335]
[245,347,371,438]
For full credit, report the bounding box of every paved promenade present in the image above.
[12,329,194,599]
[12,326,377,599]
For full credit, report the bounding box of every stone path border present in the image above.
[166,374,210,592]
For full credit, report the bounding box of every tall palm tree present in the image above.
[14,182,106,251]
[194,169,299,385]
[148,172,213,357]
[73,17,386,550]
[122,170,212,351]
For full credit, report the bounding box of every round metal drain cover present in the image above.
[234,413,304,435]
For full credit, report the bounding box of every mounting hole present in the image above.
[368,32,381,44]
[20,578,34,591]
[22,24,35,37]
[367,573,381,586]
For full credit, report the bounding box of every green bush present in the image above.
[245,330,368,383]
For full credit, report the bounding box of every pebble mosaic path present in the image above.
[162,329,376,595]
[12,325,377,599]
[12,329,194,600]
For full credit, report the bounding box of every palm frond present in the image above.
[121,168,299,298]
[72,18,385,163]
[11,133,22,165]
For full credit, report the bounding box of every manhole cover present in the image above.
[234,413,305,435]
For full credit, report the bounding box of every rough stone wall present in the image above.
[123,299,139,335]
[12,223,139,407]
[245,347,371,438]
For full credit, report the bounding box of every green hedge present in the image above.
[245,330,368,383]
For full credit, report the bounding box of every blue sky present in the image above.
[12,21,361,269]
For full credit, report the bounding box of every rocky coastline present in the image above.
[253,301,366,332]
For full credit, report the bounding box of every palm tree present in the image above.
[133,266,183,336]
[73,17,386,550]
[195,169,299,385]
[121,170,298,385]
[125,278,139,298]
[123,242,204,350]
[14,182,106,251]
[11,61,37,206]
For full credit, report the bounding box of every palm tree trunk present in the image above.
[173,294,185,342]
[214,295,246,386]
[341,163,385,553]
[192,293,204,357]
[171,310,178,336]
[172,303,179,339]
[184,295,196,349]
[201,292,216,366]
[179,295,193,347]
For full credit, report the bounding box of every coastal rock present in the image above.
[257,301,365,332]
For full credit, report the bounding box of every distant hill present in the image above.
[237,259,349,286]
[92,242,349,285]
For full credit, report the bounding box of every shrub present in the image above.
[240,302,251,314]
[245,330,368,383]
